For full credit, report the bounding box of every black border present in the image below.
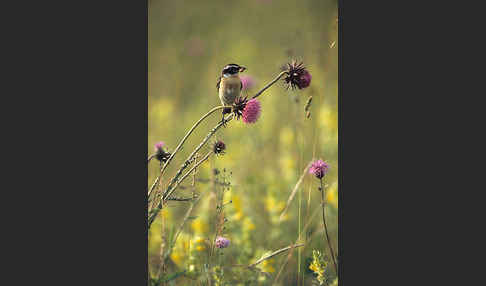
[338,0,343,282]
[5,1,149,284]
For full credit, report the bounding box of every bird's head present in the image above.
[222,63,246,78]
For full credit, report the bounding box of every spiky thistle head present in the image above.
[242,98,261,124]
[213,140,226,155]
[232,96,249,120]
[309,159,329,179]
[284,60,312,90]
[154,141,171,162]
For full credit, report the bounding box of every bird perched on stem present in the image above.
[216,63,246,126]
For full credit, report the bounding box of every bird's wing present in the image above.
[240,80,243,91]
[216,76,221,91]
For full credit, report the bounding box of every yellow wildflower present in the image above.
[190,236,207,252]
[309,250,327,285]
[326,183,338,209]
[261,258,275,273]
[243,217,255,231]
[170,234,190,267]
[265,196,285,214]
[190,218,209,234]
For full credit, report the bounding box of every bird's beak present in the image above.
[239,66,247,72]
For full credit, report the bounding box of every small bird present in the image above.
[216,63,247,125]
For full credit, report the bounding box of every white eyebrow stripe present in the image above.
[224,64,239,69]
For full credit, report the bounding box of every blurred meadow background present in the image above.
[149,0,338,285]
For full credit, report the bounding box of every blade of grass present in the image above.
[279,161,312,222]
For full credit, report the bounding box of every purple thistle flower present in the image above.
[309,159,329,179]
[242,98,261,124]
[240,75,256,90]
[215,236,230,248]
[284,61,312,90]
[213,140,226,155]
[154,141,170,163]
[299,70,312,89]
[232,96,248,120]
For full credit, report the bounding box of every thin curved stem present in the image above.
[147,154,156,163]
[148,105,229,197]
[248,243,304,268]
[164,151,212,201]
[252,71,287,99]
[148,115,232,229]
[162,114,233,200]
[148,151,212,228]
[320,178,338,275]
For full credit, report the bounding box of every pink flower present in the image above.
[215,236,230,248]
[309,159,329,179]
[240,75,256,90]
[154,141,165,151]
[242,98,261,124]
[154,141,170,162]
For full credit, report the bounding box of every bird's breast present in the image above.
[219,76,241,105]
[221,76,241,90]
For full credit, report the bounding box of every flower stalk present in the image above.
[148,105,230,197]
[148,151,213,228]
[320,178,338,275]
[252,71,287,99]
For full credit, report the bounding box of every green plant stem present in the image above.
[148,105,229,198]
[252,71,287,99]
[163,190,206,262]
[164,151,212,201]
[320,178,338,275]
[161,114,233,200]
[148,151,213,228]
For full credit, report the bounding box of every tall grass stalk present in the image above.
[320,178,337,274]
